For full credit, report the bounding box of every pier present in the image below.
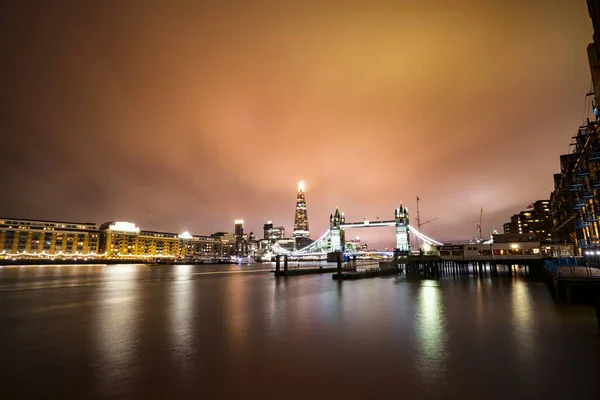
[272,254,348,277]
[544,258,600,300]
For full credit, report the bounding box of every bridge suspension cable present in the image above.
[271,230,332,255]
[407,225,444,246]
[292,230,331,255]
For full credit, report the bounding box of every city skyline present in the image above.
[0,1,594,247]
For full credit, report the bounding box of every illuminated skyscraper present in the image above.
[293,181,311,248]
[234,220,247,256]
[234,220,244,237]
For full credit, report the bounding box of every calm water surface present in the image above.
[0,263,599,399]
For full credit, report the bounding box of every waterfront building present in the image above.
[211,232,237,257]
[99,221,143,257]
[0,218,100,257]
[502,201,552,242]
[550,121,600,253]
[588,0,600,109]
[293,181,312,249]
[179,232,221,259]
[0,217,230,260]
[548,5,600,255]
[99,221,220,259]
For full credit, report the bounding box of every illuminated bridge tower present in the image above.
[395,204,410,252]
[329,207,345,252]
[293,181,311,248]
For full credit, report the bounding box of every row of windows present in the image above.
[0,221,97,230]
[440,248,540,256]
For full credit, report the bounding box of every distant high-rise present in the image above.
[291,181,314,249]
[234,220,247,256]
[263,221,285,242]
[293,181,310,240]
[234,220,244,237]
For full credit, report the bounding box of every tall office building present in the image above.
[234,220,244,237]
[233,220,247,256]
[293,181,310,238]
[293,181,313,249]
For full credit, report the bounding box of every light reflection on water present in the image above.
[170,265,194,371]
[0,264,599,399]
[415,281,447,385]
[226,274,249,353]
[510,278,538,376]
[95,265,139,398]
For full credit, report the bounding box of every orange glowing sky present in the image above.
[0,0,595,246]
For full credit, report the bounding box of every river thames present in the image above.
[0,263,598,399]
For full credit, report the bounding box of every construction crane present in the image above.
[415,196,439,249]
[477,207,483,241]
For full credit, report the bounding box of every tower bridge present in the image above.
[272,203,443,257]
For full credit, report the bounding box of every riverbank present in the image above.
[0,259,239,266]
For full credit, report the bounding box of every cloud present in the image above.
[0,0,593,246]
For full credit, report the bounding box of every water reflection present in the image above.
[226,275,249,353]
[415,281,447,383]
[2,264,600,398]
[95,265,139,397]
[475,278,484,327]
[511,279,536,365]
[170,265,194,377]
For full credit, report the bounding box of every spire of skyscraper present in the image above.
[293,180,310,240]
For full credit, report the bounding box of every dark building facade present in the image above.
[548,3,600,255]
[588,0,600,54]
[550,121,600,253]
[502,201,552,242]
[589,0,600,110]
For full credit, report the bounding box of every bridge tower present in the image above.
[329,207,345,252]
[395,204,410,252]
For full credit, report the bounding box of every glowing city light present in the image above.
[234,220,244,225]
[178,231,193,239]
[108,221,140,233]
[298,180,305,192]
